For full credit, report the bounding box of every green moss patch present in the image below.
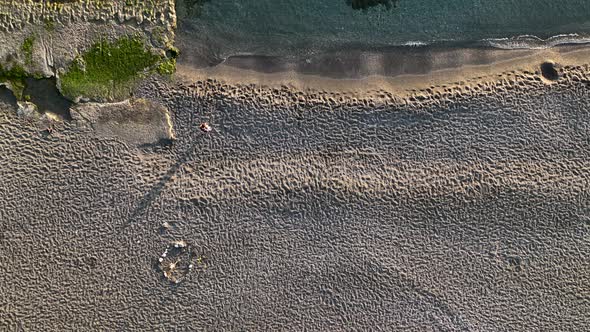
[60,37,162,101]
[22,35,35,65]
[157,58,176,75]
[44,19,56,32]
[0,65,28,99]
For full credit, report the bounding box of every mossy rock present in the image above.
[59,37,168,102]
[22,35,36,66]
[157,58,176,76]
[0,65,28,99]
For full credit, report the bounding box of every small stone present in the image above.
[199,122,212,133]
[172,240,187,248]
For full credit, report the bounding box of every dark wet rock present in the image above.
[346,0,397,10]
[541,61,560,81]
[23,78,72,120]
[0,85,17,111]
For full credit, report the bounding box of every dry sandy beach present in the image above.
[1,42,589,331]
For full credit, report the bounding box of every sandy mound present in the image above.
[70,98,175,146]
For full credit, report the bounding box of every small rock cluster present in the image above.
[157,240,208,284]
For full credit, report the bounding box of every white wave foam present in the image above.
[402,41,429,47]
[485,34,590,50]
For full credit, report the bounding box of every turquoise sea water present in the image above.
[177,0,590,59]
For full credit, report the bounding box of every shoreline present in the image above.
[176,43,590,99]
